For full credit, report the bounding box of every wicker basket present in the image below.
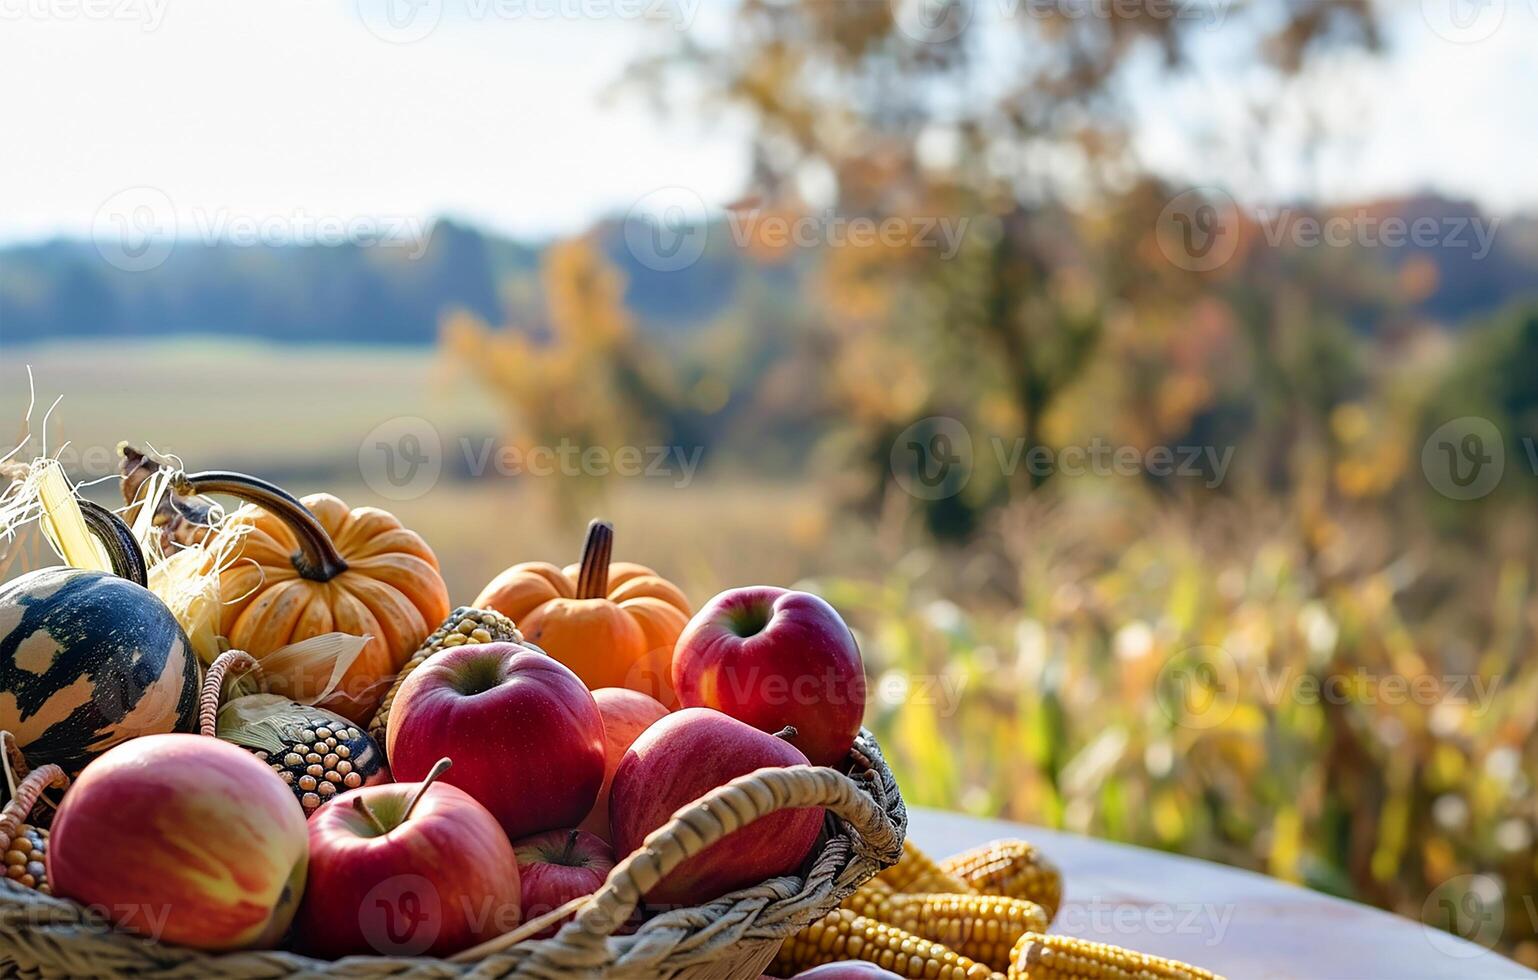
[0,729,905,979]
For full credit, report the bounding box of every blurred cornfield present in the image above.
[815,487,1538,967]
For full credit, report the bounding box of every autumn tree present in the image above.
[629,0,1380,525]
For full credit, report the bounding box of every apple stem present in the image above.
[772,725,798,742]
[575,520,613,599]
[561,828,580,864]
[402,757,454,823]
[350,795,390,836]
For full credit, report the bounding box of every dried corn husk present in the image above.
[257,632,370,705]
[119,456,250,664]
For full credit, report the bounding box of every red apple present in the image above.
[608,707,823,908]
[578,687,670,841]
[672,587,866,767]
[48,733,308,951]
[296,758,521,958]
[512,828,615,937]
[387,642,606,840]
[790,964,904,978]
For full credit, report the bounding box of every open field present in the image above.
[1,340,845,600]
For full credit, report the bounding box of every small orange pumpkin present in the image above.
[473,521,689,703]
[177,471,450,724]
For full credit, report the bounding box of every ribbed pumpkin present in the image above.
[473,520,690,700]
[0,503,199,781]
[176,471,450,725]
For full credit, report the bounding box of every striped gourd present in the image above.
[0,505,197,780]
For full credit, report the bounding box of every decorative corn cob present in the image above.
[775,907,1002,980]
[942,839,1063,920]
[844,881,1050,972]
[1007,933,1225,980]
[878,839,977,895]
[367,606,522,745]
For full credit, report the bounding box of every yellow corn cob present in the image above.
[775,907,1002,980]
[1007,933,1225,980]
[942,839,1063,921]
[879,839,977,895]
[843,883,1050,972]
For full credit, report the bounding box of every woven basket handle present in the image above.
[454,762,896,964]
[198,650,267,738]
[0,762,68,852]
[576,764,894,935]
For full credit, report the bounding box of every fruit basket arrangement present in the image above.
[0,446,1225,980]
[0,448,905,979]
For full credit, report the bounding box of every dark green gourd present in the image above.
[0,502,199,780]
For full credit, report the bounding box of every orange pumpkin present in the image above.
[179,471,450,724]
[473,521,690,703]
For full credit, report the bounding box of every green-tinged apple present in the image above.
[48,733,308,951]
[296,758,521,958]
[608,707,824,908]
[673,587,866,767]
[577,687,670,841]
[387,642,606,839]
[513,828,615,938]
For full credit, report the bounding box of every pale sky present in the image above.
[0,0,1534,248]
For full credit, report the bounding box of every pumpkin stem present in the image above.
[198,651,267,738]
[174,471,350,582]
[402,757,453,823]
[575,520,614,600]
[77,500,151,587]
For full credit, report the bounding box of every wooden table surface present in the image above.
[909,808,1537,980]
